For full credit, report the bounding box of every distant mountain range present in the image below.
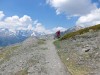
[0,28,44,46]
[61,25,84,36]
[0,25,84,46]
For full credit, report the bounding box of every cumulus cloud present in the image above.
[47,0,97,16]
[34,23,67,34]
[76,8,100,27]
[0,12,50,34]
[34,21,53,34]
[47,0,100,27]
[34,23,46,33]
[0,14,33,30]
[0,11,66,34]
[53,27,67,33]
[0,11,5,20]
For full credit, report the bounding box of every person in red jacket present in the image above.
[56,30,61,38]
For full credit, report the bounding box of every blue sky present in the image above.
[0,0,73,29]
[0,0,100,33]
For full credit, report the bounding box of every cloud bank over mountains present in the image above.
[47,0,100,27]
[0,11,66,34]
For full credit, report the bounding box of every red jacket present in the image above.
[56,31,60,37]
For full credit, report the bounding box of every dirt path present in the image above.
[0,38,70,75]
[44,39,70,75]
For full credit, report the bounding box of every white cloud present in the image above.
[0,11,5,20]
[53,27,67,32]
[0,11,67,34]
[47,0,97,16]
[47,0,100,27]
[76,8,100,27]
[34,21,53,34]
[0,15,33,30]
[33,20,38,24]
[35,23,46,33]
[28,24,34,30]
[34,22,67,34]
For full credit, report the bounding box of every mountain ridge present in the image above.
[0,24,99,46]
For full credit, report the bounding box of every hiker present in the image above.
[54,30,61,39]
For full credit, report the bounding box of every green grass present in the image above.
[58,51,90,75]
[0,45,20,59]
[60,24,100,40]
[15,68,28,75]
[37,39,46,45]
[53,40,61,49]
[41,47,48,50]
[0,45,20,65]
[54,41,90,75]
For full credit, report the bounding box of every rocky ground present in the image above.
[0,37,70,75]
[0,29,100,75]
[55,30,100,75]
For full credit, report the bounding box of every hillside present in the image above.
[0,37,70,75]
[60,24,100,40]
[54,24,100,75]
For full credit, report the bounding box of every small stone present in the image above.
[85,49,90,52]
[66,58,69,60]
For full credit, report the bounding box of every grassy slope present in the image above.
[0,45,20,65]
[54,41,90,75]
[54,24,100,75]
[60,24,100,40]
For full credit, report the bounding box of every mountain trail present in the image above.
[44,39,70,75]
[0,37,70,75]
